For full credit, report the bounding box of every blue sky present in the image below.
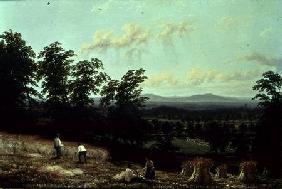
[1,0,282,97]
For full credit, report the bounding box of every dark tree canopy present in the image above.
[116,68,149,108]
[70,58,108,108]
[0,30,37,110]
[100,79,119,107]
[100,68,149,147]
[253,71,282,178]
[252,70,282,107]
[37,41,74,107]
[101,68,149,109]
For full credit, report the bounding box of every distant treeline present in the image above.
[142,105,259,121]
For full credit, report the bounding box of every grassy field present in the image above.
[0,132,280,188]
[172,138,210,154]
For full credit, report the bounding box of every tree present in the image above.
[100,68,149,147]
[0,30,37,111]
[252,71,282,178]
[101,68,149,109]
[70,58,108,108]
[115,68,149,109]
[37,42,74,107]
[253,71,282,107]
[100,79,119,107]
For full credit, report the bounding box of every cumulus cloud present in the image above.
[144,71,179,88]
[81,31,113,52]
[81,19,194,61]
[185,68,262,86]
[156,20,193,43]
[238,52,282,71]
[82,23,150,53]
[114,23,150,48]
[145,68,262,89]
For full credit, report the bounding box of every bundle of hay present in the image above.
[188,157,213,185]
[216,164,228,178]
[113,169,137,183]
[238,161,257,183]
[180,160,194,176]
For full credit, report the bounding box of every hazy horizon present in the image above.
[1,0,281,97]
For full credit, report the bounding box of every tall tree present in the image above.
[116,68,149,109]
[101,68,149,110]
[0,30,37,111]
[252,71,282,178]
[70,58,108,108]
[100,68,149,147]
[37,42,74,107]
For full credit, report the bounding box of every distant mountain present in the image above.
[142,93,251,103]
[92,93,255,110]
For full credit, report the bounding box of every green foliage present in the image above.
[101,68,149,109]
[0,30,37,109]
[252,71,282,107]
[100,79,119,107]
[116,68,149,108]
[70,58,108,108]
[37,42,74,106]
[100,69,149,147]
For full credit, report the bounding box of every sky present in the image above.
[1,0,282,97]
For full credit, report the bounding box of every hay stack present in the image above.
[238,161,257,183]
[188,157,213,185]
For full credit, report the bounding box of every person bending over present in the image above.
[77,143,87,163]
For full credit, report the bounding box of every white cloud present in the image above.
[156,20,194,43]
[145,68,262,89]
[81,19,195,61]
[144,71,178,88]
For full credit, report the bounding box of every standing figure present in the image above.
[54,133,63,158]
[78,143,87,163]
[144,157,155,180]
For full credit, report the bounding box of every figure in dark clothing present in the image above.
[144,158,155,180]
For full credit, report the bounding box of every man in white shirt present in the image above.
[77,143,87,163]
[54,133,63,158]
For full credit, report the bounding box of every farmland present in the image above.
[0,132,281,188]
